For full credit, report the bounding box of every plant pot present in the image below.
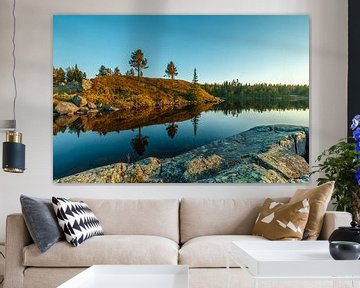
[329,221,360,244]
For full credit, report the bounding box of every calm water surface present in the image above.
[53,108,309,179]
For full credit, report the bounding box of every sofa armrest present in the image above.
[318,211,352,240]
[4,213,32,288]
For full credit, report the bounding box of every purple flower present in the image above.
[353,128,360,142]
[352,115,360,130]
[351,115,360,186]
[356,167,360,186]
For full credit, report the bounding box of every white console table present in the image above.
[58,265,188,288]
[228,241,360,288]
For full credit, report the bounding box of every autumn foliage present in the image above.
[80,75,220,110]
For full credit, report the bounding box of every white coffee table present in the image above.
[228,241,360,288]
[58,265,189,288]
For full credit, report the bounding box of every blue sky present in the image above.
[53,15,309,84]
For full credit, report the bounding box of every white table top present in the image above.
[58,265,189,288]
[231,240,360,278]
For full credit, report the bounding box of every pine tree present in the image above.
[66,64,85,84]
[192,68,198,84]
[114,67,121,75]
[53,67,65,85]
[129,49,148,80]
[165,61,178,79]
[97,65,112,77]
[98,65,106,76]
[126,68,135,76]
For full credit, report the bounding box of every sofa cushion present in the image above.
[252,198,310,240]
[72,198,179,243]
[290,181,334,240]
[180,198,289,243]
[52,197,104,247]
[20,195,64,253]
[179,235,267,268]
[23,235,178,267]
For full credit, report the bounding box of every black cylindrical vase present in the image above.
[2,131,25,173]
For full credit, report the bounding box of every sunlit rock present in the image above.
[54,101,79,115]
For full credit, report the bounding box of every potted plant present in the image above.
[312,115,360,222]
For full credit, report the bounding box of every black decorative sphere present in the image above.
[329,241,360,260]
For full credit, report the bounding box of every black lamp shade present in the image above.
[2,141,25,173]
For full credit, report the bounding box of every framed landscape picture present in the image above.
[53,15,309,184]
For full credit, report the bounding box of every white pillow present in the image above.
[52,197,103,246]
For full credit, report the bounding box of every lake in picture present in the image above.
[53,15,309,183]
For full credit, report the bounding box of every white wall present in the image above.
[0,0,348,242]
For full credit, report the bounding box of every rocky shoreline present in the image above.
[55,124,309,184]
[53,76,222,118]
[53,95,118,116]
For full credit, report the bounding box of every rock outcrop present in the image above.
[55,125,309,184]
[72,95,88,107]
[54,102,79,115]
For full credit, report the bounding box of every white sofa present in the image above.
[4,198,352,288]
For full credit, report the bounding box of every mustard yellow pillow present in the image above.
[252,198,310,240]
[289,181,334,240]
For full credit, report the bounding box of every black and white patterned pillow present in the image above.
[52,197,104,247]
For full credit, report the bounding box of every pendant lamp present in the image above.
[1,0,26,173]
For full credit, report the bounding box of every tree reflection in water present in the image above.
[131,127,149,156]
[53,96,309,180]
[166,122,178,139]
[53,96,308,138]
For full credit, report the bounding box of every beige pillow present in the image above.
[289,181,334,240]
[252,198,310,240]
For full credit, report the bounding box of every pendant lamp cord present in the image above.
[11,0,17,128]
